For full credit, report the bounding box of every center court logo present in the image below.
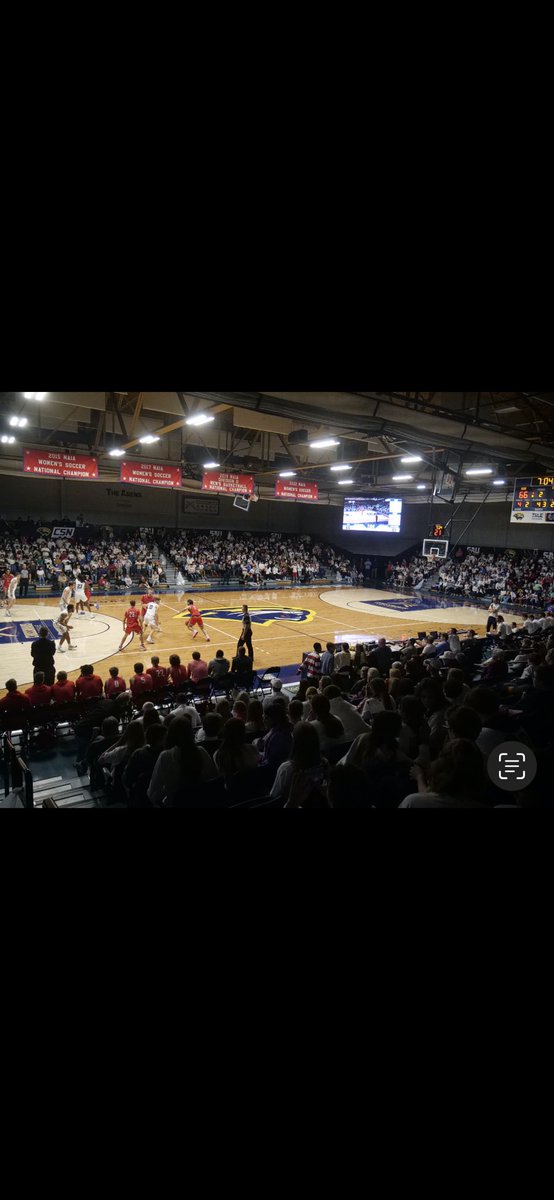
[173,607,316,626]
[0,619,59,644]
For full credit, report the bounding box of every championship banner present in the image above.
[120,461,182,489]
[23,449,98,480]
[202,470,255,496]
[275,480,319,501]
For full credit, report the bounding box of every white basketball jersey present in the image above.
[145,603,158,623]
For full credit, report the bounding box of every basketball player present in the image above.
[82,578,96,619]
[141,588,156,620]
[60,581,74,615]
[176,570,186,601]
[3,568,14,603]
[5,573,20,615]
[144,598,162,644]
[56,604,77,652]
[186,599,211,642]
[117,599,146,653]
[74,575,87,616]
[486,601,500,633]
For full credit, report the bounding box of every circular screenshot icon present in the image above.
[487,742,537,794]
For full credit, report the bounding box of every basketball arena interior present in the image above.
[1,389,553,808]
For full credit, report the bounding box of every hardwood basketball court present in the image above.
[0,587,492,691]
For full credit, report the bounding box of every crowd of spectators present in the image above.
[387,548,554,610]
[3,611,553,806]
[0,521,357,593]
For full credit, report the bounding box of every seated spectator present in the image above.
[309,694,344,751]
[230,646,252,677]
[341,711,411,808]
[146,656,169,690]
[328,764,370,809]
[318,675,333,693]
[231,700,248,722]
[245,699,265,735]
[334,642,352,672]
[130,663,152,705]
[257,704,293,771]
[25,672,53,707]
[195,711,224,753]
[320,642,336,676]
[75,664,103,701]
[187,652,209,684]
[421,636,437,660]
[519,663,554,747]
[400,740,488,808]
[123,724,167,807]
[482,649,509,684]
[360,677,396,719]
[105,666,127,699]
[172,692,202,730]
[448,628,462,654]
[323,685,368,740]
[137,702,161,729]
[215,698,232,723]
[208,649,230,678]
[169,654,189,689]
[148,717,219,806]
[302,687,319,719]
[288,699,304,727]
[271,721,327,805]
[466,687,508,755]
[443,668,469,705]
[214,718,260,777]
[415,679,448,754]
[398,695,430,760]
[85,716,120,787]
[99,721,146,793]
[445,702,482,746]
[52,670,76,704]
[262,678,290,711]
[0,678,31,714]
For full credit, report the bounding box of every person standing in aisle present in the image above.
[31,626,56,685]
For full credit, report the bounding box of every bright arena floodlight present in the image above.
[24,392,48,401]
[309,438,340,449]
[279,471,297,478]
[186,414,215,427]
[139,434,161,444]
[204,461,220,469]
[465,468,493,476]
[392,474,413,482]
[401,455,423,464]
[337,478,354,485]
[416,484,427,490]
[330,464,351,472]
[493,479,507,486]
[109,448,125,457]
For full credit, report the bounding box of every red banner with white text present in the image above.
[120,461,182,489]
[23,449,99,480]
[275,480,319,501]
[202,470,255,495]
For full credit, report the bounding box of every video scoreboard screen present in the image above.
[511,477,554,524]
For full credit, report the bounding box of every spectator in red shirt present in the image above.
[0,679,31,714]
[187,652,209,683]
[169,654,189,689]
[105,666,127,699]
[130,663,153,705]
[75,664,103,701]
[52,671,76,704]
[25,672,53,707]
[147,656,169,690]
[303,643,323,680]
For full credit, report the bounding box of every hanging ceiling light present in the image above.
[139,434,161,444]
[186,414,215,427]
[109,448,125,457]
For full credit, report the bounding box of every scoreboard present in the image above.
[511,477,554,524]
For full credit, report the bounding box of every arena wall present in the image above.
[2,475,554,553]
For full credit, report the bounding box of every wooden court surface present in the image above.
[0,587,492,693]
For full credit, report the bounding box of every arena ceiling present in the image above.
[1,390,553,505]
